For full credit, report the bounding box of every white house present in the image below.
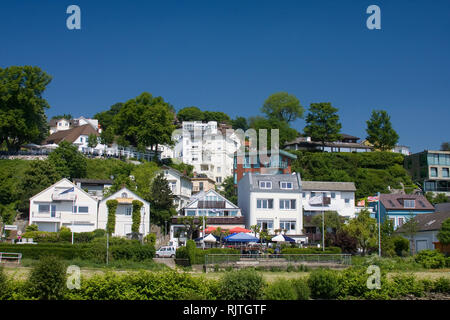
[98,188,150,237]
[173,121,240,184]
[238,173,307,243]
[29,178,98,233]
[160,165,192,212]
[300,181,357,218]
[49,118,72,135]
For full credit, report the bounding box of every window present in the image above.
[403,200,415,208]
[186,210,196,216]
[73,206,77,213]
[243,156,251,168]
[257,219,274,231]
[121,192,128,198]
[217,167,221,173]
[344,198,350,204]
[38,204,50,213]
[302,192,306,198]
[442,168,449,178]
[280,220,296,231]
[257,199,274,209]
[311,192,316,197]
[78,206,89,213]
[280,182,293,189]
[199,182,204,190]
[259,181,272,189]
[331,192,336,199]
[80,137,83,142]
[430,167,438,177]
[216,177,222,183]
[279,199,296,210]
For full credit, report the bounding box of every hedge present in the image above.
[175,246,240,265]
[281,247,342,254]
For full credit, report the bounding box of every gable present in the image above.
[186,189,238,209]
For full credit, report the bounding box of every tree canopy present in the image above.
[441,142,450,151]
[343,209,377,256]
[366,110,399,151]
[177,106,204,122]
[0,66,52,151]
[261,92,304,124]
[249,116,298,148]
[47,141,87,179]
[303,103,342,148]
[437,218,450,245]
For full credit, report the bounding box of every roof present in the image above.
[340,134,360,141]
[435,202,450,213]
[43,124,99,144]
[160,165,191,180]
[73,178,114,185]
[49,118,72,127]
[301,181,356,192]
[379,193,435,211]
[396,211,450,233]
[244,173,302,193]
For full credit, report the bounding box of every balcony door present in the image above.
[51,205,56,218]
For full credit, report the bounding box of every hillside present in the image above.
[289,150,417,199]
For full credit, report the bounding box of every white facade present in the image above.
[238,173,306,242]
[173,121,240,184]
[301,182,356,218]
[98,188,150,237]
[49,119,71,134]
[29,179,98,233]
[161,166,193,212]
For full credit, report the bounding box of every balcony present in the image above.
[31,211,61,220]
[52,193,76,201]
[197,200,226,209]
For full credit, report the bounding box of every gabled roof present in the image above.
[301,181,356,192]
[396,211,450,233]
[185,189,238,209]
[100,187,149,206]
[160,165,191,181]
[30,178,97,202]
[379,193,435,211]
[43,124,99,145]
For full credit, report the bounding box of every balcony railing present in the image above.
[31,212,61,219]
[52,193,76,201]
[197,200,226,209]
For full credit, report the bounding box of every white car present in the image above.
[155,246,176,258]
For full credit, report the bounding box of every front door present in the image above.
[51,205,56,218]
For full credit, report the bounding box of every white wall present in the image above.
[301,190,355,218]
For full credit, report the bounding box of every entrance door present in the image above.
[51,205,56,218]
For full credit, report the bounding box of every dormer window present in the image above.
[280,182,293,189]
[403,200,415,208]
[259,181,272,189]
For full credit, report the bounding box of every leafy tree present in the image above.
[131,200,143,233]
[149,173,176,227]
[0,66,51,151]
[48,141,87,179]
[311,211,343,234]
[131,161,160,201]
[28,256,66,300]
[403,213,419,255]
[87,133,98,149]
[112,92,175,155]
[106,200,118,235]
[231,117,249,131]
[177,106,204,122]
[166,160,194,178]
[440,142,450,151]
[203,111,231,124]
[380,219,395,257]
[94,102,123,132]
[303,103,342,150]
[249,116,298,148]
[180,216,206,240]
[261,92,304,124]
[218,176,237,205]
[329,229,358,254]
[425,192,448,205]
[51,114,72,120]
[212,227,230,244]
[366,110,399,151]
[0,202,18,227]
[18,160,61,212]
[100,127,115,146]
[437,218,450,245]
[344,209,377,256]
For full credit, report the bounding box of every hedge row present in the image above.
[175,244,240,265]
[281,247,342,254]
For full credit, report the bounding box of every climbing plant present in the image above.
[132,200,143,233]
[106,199,118,235]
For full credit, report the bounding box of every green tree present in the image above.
[303,102,342,150]
[180,216,206,240]
[218,176,237,205]
[149,173,176,227]
[261,92,304,124]
[94,102,123,132]
[380,219,395,257]
[231,117,249,131]
[131,200,143,233]
[51,114,72,120]
[403,213,419,255]
[440,142,450,151]
[87,133,98,149]
[48,141,87,179]
[203,111,231,124]
[177,106,204,122]
[0,66,52,151]
[131,161,160,201]
[112,93,175,156]
[106,199,118,235]
[344,209,377,256]
[366,110,399,151]
[311,211,344,245]
[437,218,450,245]
[249,116,298,148]
[425,192,448,205]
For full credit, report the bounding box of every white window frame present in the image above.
[259,181,272,189]
[279,199,296,210]
[280,182,293,190]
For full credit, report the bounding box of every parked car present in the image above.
[155,246,176,258]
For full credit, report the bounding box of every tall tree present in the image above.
[303,103,342,150]
[344,209,377,256]
[261,92,304,124]
[203,111,231,124]
[218,176,237,205]
[0,66,52,151]
[366,110,399,151]
[149,173,176,227]
[231,117,249,131]
[249,116,298,148]
[441,142,450,151]
[177,106,204,122]
[48,141,87,179]
[94,102,123,132]
[87,133,98,150]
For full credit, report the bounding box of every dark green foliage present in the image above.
[0,266,7,300]
[93,229,106,238]
[48,141,87,179]
[437,218,450,245]
[132,200,143,233]
[203,111,231,124]
[303,102,342,148]
[264,278,298,300]
[28,256,67,300]
[0,66,51,151]
[106,199,118,235]
[25,224,38,232]
[290,151,416,199]
[261,92,304,124]
[166,160,194,178]
[231,117,249,131]
[281,247,342,254]
[177,106,204,122]
[218,176,237,204]
[432,277,450,293]
[149,173,176,227]
[291,278,311,300]
[414,250,446,269]
[390,274,425,297]
[392,236,409,256]
[219,269,265,300]
[366,110,399,151]
[307,268,340,299]
[249,116,298,147]
[94,102,123,132]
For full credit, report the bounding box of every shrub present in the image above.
[93,229,106,238]
[414,250,446,269]
[219,269,265,300]
[186,240,197,265]
[264,278,297,300]
[307,268,339,299]
[392,236,409,256]
[390,274,424,297]
[0,266,7,300]
[282,247,342,254]
[74,232,95,243]
[291,278,311,300]
[28,256,67,300]
[433,277,450,293]
[25,224,38,232]
[144,233,156,246]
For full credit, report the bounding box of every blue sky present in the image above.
[1,0,449,152]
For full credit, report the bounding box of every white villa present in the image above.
[160,165,193,212]
[29,178,98,233]
[98,188,150,237]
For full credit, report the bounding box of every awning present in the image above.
[224,232,259,243]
